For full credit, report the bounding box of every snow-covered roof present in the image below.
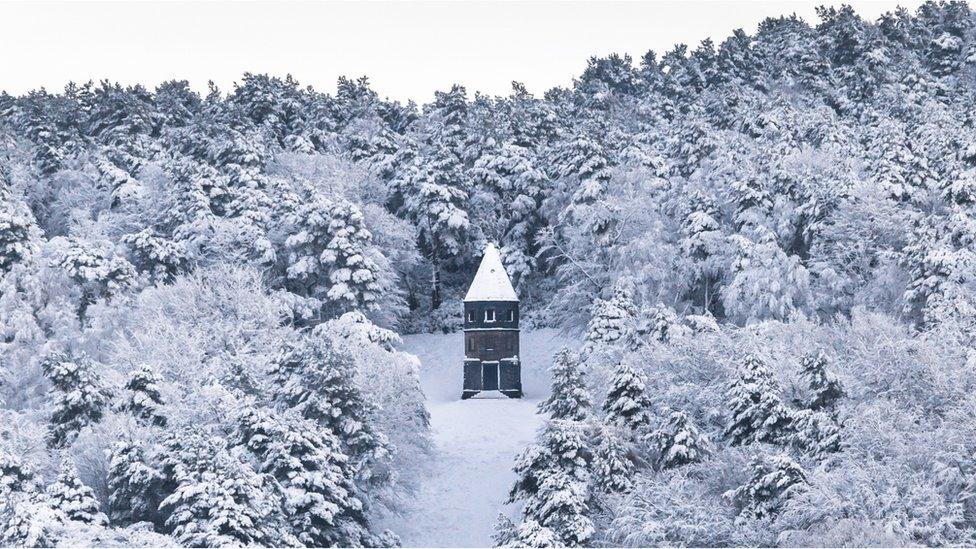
[463,243,518,302]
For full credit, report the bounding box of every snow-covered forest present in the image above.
[3,1,976,547]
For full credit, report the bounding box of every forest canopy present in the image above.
[2,1,976,547]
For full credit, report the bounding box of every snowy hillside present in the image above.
[381,329,580,547]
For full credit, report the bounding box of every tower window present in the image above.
[485,309,496,322]
[467,337,474,352]
[507,309,515,322]
[467,310,475,322]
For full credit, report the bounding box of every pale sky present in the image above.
[1,0,925,102]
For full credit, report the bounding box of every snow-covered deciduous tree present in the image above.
[725,453,806,519]
[724,354,793,446]
[47,462,107,525]
[107,439,162,526]
[603,361,654,431]
[722,229,811,324]
[538,348,592,421]
[117,365,168,427]
[42,354,111,448]
[648,410,711,469]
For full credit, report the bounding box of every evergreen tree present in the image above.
[56,239,137,324]
[107,440,163,526]
[724,354,794,446]
[235,406,371,547]
[47,462,107,525]
[585,284,638,349]
[538,348,592,421]
[0,493,67,548]
[592,425,633,493]
[118,365,168,427]
[470,141,548,285]
[43,354,111,448]
[158,430,279,548]
[319,201,384,313]
[286,198,385,317]
[799,350,845,413]
[648,410,712,469]
[508,420,593,547]
[0,450,38,497]
[0,189,41,277]
[396,85,472,309]
[269,333,389,482]
[679,191,724,314]
[121,229,190,283]
[790,409,842,459]
[603,361,654,431]
[725,454,807,519]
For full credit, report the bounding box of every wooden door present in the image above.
[482,362,499,391]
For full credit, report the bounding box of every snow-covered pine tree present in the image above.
[0,188,40,277]
[0,449,38,497]
[725,453,807,519]
[799,350,845,413]
[319,201,384,313]
[790,409,841,459]
[43,354,111,448]
[550,126,613,234]
[493,513,560,548]
[107,440,163,526]
[626,303,686,349]
[585,284,638,350]
[56,238,137,325]
[0,493,67,548]
[285,198,385,318]
[269,333,388,484]
[397,85,472,310]
[603,361,654,432]
[121,229,189,283]
[648,410,712,469]
[679,191,724,314]
[47,462,107,525]
[158,429,279,548]
[724,354,794,446]
[470,140,548,285]
[592,425,633,493]
[538,348,592,421]
[118,365,167,427]
[509,420,593,547]
[235,406,371,547]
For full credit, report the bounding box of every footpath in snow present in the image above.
[383,328,578,548]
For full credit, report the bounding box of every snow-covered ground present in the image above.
[383,328,580,547]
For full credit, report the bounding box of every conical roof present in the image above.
[463,243,518,302]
